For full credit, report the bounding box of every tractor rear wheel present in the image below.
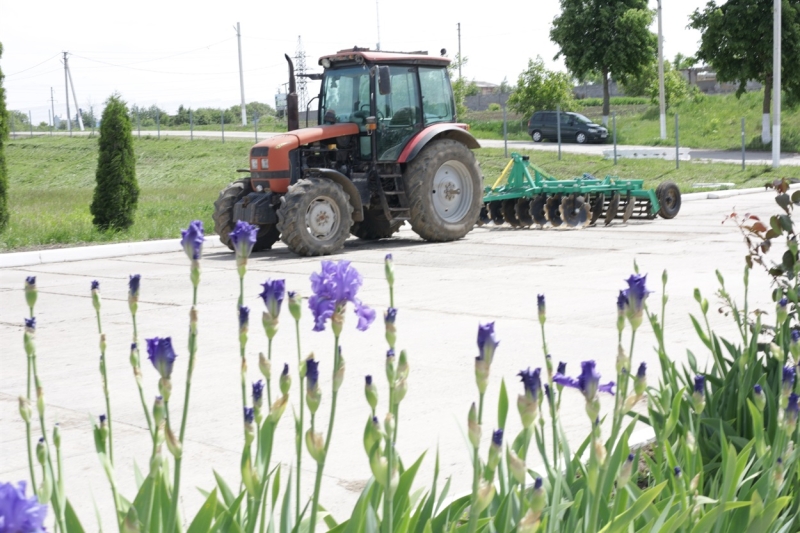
[213,179,280,252]
[403,139,482,241]
[656,181,681,219]
[277,178,353,256]
[350,204,403,240]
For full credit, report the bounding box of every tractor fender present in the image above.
[302,168,366,222]
[397,124,481,163]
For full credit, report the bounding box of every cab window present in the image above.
[320,66,371,126]
[419,67,454,124]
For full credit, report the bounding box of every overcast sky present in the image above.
[1,0,705,124]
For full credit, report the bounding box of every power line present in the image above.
[6,54,61,77]
[69,53,280,76]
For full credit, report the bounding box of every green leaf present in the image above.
[598,481,666,533]
[65,499,87,533]
[272,465,282,510]
[394,453,426,523]
[213,470,236,508]
[258,420,277,476]
[689,502,751,533]
[187,488,218,533]
[497,379,509,430]
[664,389,684,439]
[280,471,294,533]
[745,497,792,533]
[134,461,145,489]
[365,503,379,533]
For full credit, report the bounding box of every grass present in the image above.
[0,136,796,252]
[465,91,800,152]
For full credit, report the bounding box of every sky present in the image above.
[1,0,705,125]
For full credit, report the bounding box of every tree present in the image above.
[90,94,139,230]
[447,54,479,119]
[551,0,657,125]
[621,58,695,107]
[690,0,800,144]
[0,42,8,232]
[507,56,576,117]
[673,52,697,71]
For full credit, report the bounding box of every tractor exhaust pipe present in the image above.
[284,54,299,131]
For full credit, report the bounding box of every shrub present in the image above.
[90,94,139,230]
[488,103,502,112]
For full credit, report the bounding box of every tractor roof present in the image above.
[319,47,450,68]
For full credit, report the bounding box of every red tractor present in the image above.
[212,48,483,256]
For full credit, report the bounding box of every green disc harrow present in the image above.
[479,152,681,228]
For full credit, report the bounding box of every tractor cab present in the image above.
[317,50,456,162]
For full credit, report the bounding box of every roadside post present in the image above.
[254,113,259,143]
[613,112,617,165]
[157,112,160,140]
[90,106,94,136]
[190,110,194,141]
[557,105,562,161]
[675,113,679,170]
[502,104,508,158]
[29,111,33,137]
[741,118,746,170]
[221,111,225,143]
[137,109,141,139]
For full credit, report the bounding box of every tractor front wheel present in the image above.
[403,139,482,242]
[213,179,280,252]
[277,178,353,256]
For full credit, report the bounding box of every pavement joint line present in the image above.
[0,186,787,270]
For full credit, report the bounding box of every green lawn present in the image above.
[0,136,795,252]
[466,91,800,152]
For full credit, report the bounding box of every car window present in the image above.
[544,113,556,125]
[573,114,593,125]
[560,113,572,125]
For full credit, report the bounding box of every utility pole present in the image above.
[657,0,666,140]
[63,52,72,135]
[376,1,381,51]
[50,87,56,129]
[235,22,247,126]
[66,55,84,131]
[773,0,782,168]
[457,23,462,79]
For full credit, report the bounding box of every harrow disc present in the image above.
[560,195,590,228]
[477,204,491,226]
[515,198,534,227]
[604,192,620,226]
[529,195,548,226]
[589,193,605,226]
[545,195,563,227]
[502,199,522,227]
[488,201,505,225]
[622,196,635,223]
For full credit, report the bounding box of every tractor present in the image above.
[212,48,483,256]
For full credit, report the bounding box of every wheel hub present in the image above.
[432,161,472,223]
[305,196,340,240]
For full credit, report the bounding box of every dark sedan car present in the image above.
[527,111,608,144]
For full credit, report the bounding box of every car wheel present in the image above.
[576,132,587,144]
[531,130,543,143]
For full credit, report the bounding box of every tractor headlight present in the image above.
[321,58,331,68]
[261,158,269,170]
[251,158,258,169]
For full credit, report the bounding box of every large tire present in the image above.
[656,181,681,219]
[403,139,482,242]
[277,178,353,256]
[350,205,403,240]
[213,179,280,252]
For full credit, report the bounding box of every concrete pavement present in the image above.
[0,191,781,530]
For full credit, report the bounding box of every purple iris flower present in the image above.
[754,384,763,394]
[385,308,397,324]
[779,297,788,307]
[91,280,100,291]
[365,375,373,386]
[252,380,264,404]
[792,330,800,344]
[537,294,545,310]
[259,279,285,317]
[694,375,705,395]
[25,276,36,287]
[229,220,258,258]
[787,393,799,420]
[533,477,543,490]
[674,466,682,478]
[99,414,107,424]
[146,337,178,379]
[308,260,375,332]
[543,384,552,404]
[637,363,647,378]
[477,322,499,362]
[0,480,48,532]
[624,274,650,315]
[243,407,255,424]
[385,253,393,261]
[491,428,503,447]
[24,317,35,331]
[129,274,141,297]
[306,358,320,390]
[181,220,205,260]
[553,360,615,400]
[239,306,250,330]
[557,361,567,375]
[783,366,796,388]
[282,363,289,376]
[518,368,542,401]
[617,290,628,313]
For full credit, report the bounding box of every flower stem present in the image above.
[95,308,115,466]
[132,314,155,439]
[295,319,304,522]
[466,393,485,533]
[384,388,395,533]
[25,353,37,496]
[267,338,273,408]
[308,335,340,533]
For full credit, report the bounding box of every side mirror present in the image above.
[378,66,392,95]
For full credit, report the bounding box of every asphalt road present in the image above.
[0,189,781,530]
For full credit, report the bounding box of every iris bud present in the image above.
[91,281,101,312]
[384,308,397,348]
[530,477,546,513]
[153,396,165,426]
[517,510,540,533]
[364,376,378,411]
[384,412,395,438]
[468,402,481,449]
[474,480,495,514]
[53,423,61,449]
[396,350,409,380]
[36,437,47,464]
[166,424,182,459]
[618,453,634,486]
[363,416,383,456]
[394,377,408,405]
[268,395,288,423]
[754,385,766,411]
[333,353,345,393]
[777,297,789,323]
[385,349,396,384]
[280,364,291,396]
[384,254,395,287]
[288,291,302,321]
[507,448,526,484]
[25,277,37,309]
[306,429,325,462]
[18,396,31,423]
[259,353,271,380]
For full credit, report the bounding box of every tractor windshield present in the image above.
[320,66,371,126]
[419,67,454,124]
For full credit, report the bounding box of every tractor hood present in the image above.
[248,123,360,193]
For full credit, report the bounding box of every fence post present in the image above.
[11,114,15,139]
[675,113,679,170]
[137,109,141,139]
[221,111,225,143]
[557,104,562,161]
[157,112,160,140]
[254,113,259,143]
[741,118,746,170]
[49,109,53,136]
[613,112,617,165]
[91,106,95,136]
[502,105,508,158]
[29,111,33,137]
[190,110,194,141]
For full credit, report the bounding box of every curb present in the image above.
[0,236,224,269]
[681,182,799,202]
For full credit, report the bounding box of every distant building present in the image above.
[473,81,499,95]
[679,67,762,94]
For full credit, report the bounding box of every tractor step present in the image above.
[376,172,410,221]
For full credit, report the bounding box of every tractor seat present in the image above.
[390,107,418,126]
